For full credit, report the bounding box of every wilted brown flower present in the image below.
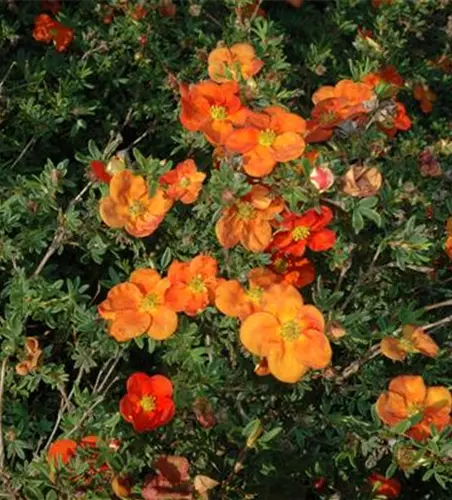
[15,337,42,376]
[193,397,217,429]
[341,165,382,197]
[327,321,346,340]
[419,149,442,177]
[142,456,193,500]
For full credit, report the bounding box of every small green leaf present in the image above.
[352,209,364,233]
[360,207,382,227]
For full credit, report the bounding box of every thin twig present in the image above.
[32,182,93,278]
[65,376,119,439]
[423,314,452,331]
[0,358,8,471]
[10,137,37,170]
[0,62,16,90]
[95,350,122,394]
[424,299,452,312]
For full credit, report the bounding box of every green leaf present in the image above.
[358,196,378,209]
[259,427,283,444]
[360,207,382,227]
[352,209,364,234]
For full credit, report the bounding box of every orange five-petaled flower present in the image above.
[215,185,284,253]
[268,206,336,257]
[100,170,173,238]
[179,80,249,145]
[225,106,306,177]
[380,325,439,362]
[240,284,331,383]
[165,255,220,316]
[376,375,452,441]
[208,43,264,83]
[159,159,206,204]
[215,267,281,320]
[98,268,178,342]
[119,373,175,433]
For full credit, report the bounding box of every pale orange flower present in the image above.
[240,284,331,383]
[215,185,284,253]
[98,269,178,342]
[208,43,263,83]
[15,337,42,376]
[413,83,437,114]
[165,255,220,316]
[159,159,206,204]
[381,325,439,362]
[215,267,280,320]
[100,170,173,238]
[376,375,452,441]
[341,165,382,198]
[225,106,306,177]
[312,79,374,108]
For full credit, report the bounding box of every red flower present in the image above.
[33,14,55,43]
[368,473,401,499]
[268,206,336,257]
[378,102,411,138]
[90,160,112,184]
[119,373,175,433]
[52,24,74,52]
[269,254,315,288]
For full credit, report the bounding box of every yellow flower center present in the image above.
[140,395,156,412]
[129,200,146,218]
[179,176,191,188]
[246,286,263,303]
[292,226,311,241]
[236,201,256,221]
[319,111,337,125]
[188,275,206,293]
[210,105,228,121]
[406,402,423,417]
[141,293,160,313]
[258,128,277,147]
[280,320,300,341]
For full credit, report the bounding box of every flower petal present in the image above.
[130,269,162,295]
[292,329,332,369]
[240,312,281,356]
[272,132,305,162]
[147,306,178,340]
[99,196,128,229]
[308,228,337,252]
[380,337,407,361]
[376,391,409,426]
[109,311,151,342]
[389,375,427,405]
[267,346,310,383]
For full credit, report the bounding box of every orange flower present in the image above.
[100,170,173,238]
[33,14,55,43]
[445,217,452,259]
[15,337,42,376]
[52,23,74,52]
[381,325,439,362]
[378,102,411,138]
[215,267,280,320]
[413,83,437,114]
[268,206,336,257]
[376,375,452,441]
[225,106,306,177]
[165,255,220,316]
[48,439,78,467]
[119,372,175,433]
[98,268,178,342]
[215,185,284,252]
[362,65,404,95]
[269,254,315,289]
[208,43,263,83]
[367,473,401,499]
[240,284,331,383]
[179,80,249,145]
[306,80,374,143]
[159,159,206,204]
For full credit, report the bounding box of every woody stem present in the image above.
[0,358,8,472]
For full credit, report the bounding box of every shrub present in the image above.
[1,1,452,499]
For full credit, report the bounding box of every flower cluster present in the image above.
[33,13,73,52]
